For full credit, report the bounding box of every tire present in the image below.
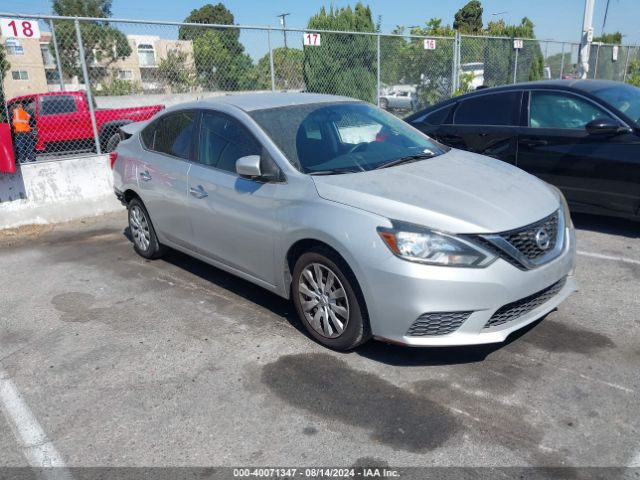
[380,98,389,110]
[106,132,121,152]
[291,247,370,350]
[127,198,166,259]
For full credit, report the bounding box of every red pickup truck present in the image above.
[6,91,163,154]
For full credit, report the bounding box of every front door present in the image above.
[517,90,640,216]
[187,110,282,286]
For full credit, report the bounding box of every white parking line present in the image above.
[0,369,73,479]
[577,250,640,266]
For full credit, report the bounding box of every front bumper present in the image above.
[362,226,577,346]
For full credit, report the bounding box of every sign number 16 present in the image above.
[304,32,321,46]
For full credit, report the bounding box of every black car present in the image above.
[405,80,640,220]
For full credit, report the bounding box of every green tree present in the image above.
[304,3,377,103]
[255,48,304,90]
[157,49,197,93]
[483,17,544,85]
[593,32,623,44]
[0,44,10,121]
[51,0,131,83]
[626,60,640,87]
[453,0,483,34]
[178,4,253,91]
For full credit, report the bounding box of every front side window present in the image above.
[250,102,446,174]
[198,112,260,172]
[154,111,196,159]
[529,91,615,129]
[40,95,76,115]
[454,92,521,126]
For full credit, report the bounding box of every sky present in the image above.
[4,0,640,62]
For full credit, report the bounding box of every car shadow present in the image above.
[571,212,639,238]
[123,227,543,367]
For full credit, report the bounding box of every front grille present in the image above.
[484,277,566,329]
[407,311,472,336]
[500,212,559,261]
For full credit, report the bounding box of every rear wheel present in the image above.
[291,248,370,350]
[128,198,166,259]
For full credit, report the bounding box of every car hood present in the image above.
[311,149,560,234]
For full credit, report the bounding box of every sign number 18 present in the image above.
[0,18,41,39]
[304,33,321,46]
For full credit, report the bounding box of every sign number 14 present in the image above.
[304,32,321,46]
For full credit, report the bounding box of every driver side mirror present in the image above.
[585,118,629,136]
[235,155,262,178]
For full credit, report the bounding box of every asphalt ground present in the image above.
[0,210,638,476]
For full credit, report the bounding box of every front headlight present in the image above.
[548,184,573,228]
[377,222,496,268]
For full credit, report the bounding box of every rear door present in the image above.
[517,90,640,216]
[434,90,522,165]
[137,110,195,248]
[187,110,283,285]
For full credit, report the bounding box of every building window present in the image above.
[41,44,55,66]
[117,69,133,80]
[137,43,155,67]
[5,39,24,55]
[11,71,29,80]
[45,70,61,84]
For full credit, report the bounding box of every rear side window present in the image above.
[453,92,521,126]
[153,111,196,159]
[40,95,76,115]
[413,103,455,126]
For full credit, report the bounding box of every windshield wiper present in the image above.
[308,168,363,176]
[374,152,436,170]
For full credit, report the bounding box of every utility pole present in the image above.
[578,0,596,79]
[277,13,290,49]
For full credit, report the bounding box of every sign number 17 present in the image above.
[304,33,321,46]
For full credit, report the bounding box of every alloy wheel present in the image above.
[129,205,150,251]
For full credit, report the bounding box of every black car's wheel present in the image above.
[127,198,166,259]
[291,248,370,350]
[380,98,389,110]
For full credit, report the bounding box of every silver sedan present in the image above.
[112,93,576,350]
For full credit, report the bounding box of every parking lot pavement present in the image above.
[0,210,638,469]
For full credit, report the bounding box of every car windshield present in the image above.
[591,84,640,124]
[249,102,446,174]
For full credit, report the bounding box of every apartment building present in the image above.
[2,30,194,100]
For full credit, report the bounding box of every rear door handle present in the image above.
[189,185,208,199]
[521,138,548,147]
[139,170,152,182]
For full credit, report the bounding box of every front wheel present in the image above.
[128,198,166,259]
[291,248,370,350]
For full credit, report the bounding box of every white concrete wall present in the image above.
[0,155,121,229]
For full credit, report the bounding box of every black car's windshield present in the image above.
[591,84,640,124]
[249,102,447,174]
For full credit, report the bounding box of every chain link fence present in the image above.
[2,13,639,162]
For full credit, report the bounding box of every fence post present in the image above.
[451,32,460,96]
[623,45,631,82]
[376,34,381,106]
[267,29,275,92]
[513,42,519,84]
[49,20,66,92]
[559,43,566,79]
[74,18,101,155]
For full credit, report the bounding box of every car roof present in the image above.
[454,79,627,99]
[175,92,358,113]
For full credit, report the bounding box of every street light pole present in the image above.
[277,13,290,49]
[578,0,596,79]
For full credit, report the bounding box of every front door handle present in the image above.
[521,138,548,147]
[139,170,152,182]
[189,185,208,199]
